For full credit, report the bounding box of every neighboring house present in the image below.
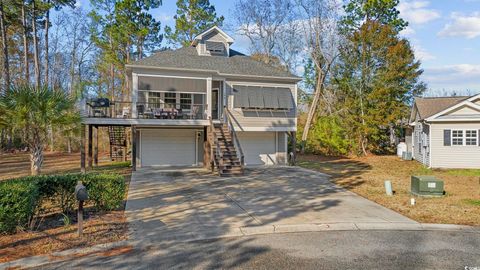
[80,26,300,175]
[409,94,480,169]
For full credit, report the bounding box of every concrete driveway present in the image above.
[126,167,417,244]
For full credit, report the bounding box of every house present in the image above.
[80,26,301,175]
[409,94,480,169]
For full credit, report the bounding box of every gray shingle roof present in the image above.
[128,46,300,80]
[414,96,469,119]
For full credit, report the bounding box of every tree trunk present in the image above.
[44,2,50,87]
[0,1,10,91]
[32,0,41,89]
[301,70,324,153]
[21,3,30,81]
[30,141,43,175]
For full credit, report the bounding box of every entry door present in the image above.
[212,89,219,119]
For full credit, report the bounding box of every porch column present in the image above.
[80,124,86,173]
[131,125,137,171]
[206,77,212,119]
[290,131,297,165]
[93,126,98,167]
[87,124,93,169]
[132,73,138,118]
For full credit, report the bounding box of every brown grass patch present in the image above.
[298,154,480,226]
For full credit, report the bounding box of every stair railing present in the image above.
[224,107,245,168]
[208,117,223,174]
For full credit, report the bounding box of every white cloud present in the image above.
[398,1,441,25]
[400,26,416,37]
[438,12,480,39]
[156,12,173,24]
[423,64,480,93]
[414,45,436,61]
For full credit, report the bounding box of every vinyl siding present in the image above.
[446,105,480,116]
[430,122,480,169]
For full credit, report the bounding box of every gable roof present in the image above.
[127,46,301,80]
[192,26,234,45]
[413,96,469,120]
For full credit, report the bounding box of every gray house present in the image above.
[409,94,480,169]
[80,26,300,175]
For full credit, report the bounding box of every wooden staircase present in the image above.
[108,126,127,161]
[210,123,244,176]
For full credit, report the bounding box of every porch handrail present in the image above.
[224,107,245,168]
[208,116,222,174]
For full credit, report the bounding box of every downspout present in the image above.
[424,121,432,168]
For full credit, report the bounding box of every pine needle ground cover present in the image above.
[0,153,131,263]
[298,155,480,226]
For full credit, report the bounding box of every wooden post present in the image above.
[80,124,86,173]
[131,125,137,171]
[291,131,297,165]
[87,124,93,169]
[93,126,98,167]
[78,200,83,237]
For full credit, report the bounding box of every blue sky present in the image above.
[76,0,480,96]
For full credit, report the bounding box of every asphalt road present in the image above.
[32,230,480,270]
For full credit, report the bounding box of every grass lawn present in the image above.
[298,154,480,226]
[0,152,131,263]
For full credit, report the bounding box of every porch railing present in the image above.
[85,100,207,120]
[224,107,245,168]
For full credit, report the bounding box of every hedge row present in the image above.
[0,173,126,234]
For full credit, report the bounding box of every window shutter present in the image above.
[444,129,451,146]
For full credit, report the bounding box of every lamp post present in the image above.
[75,181,88,238]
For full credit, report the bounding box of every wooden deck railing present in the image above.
[224,107,245,168]
[208,116,222,174]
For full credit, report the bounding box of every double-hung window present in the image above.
[148,92,161,108]
[451,129,477,146]
[164,93,176,108]
[466,130,477,145]
[180,93,192,110]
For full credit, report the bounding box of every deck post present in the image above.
[87,124,93,169]
[93,126,98,167]
[206,77,212,119]
[131,125,137,171]
[80,124,86,173]
[132,73,138,118]
[291,131,297,165]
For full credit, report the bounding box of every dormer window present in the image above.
[206,41,225,54]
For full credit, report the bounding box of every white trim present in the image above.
[126,65,302,82]
[206,78,212,118]
[425,101,480,121]
[466,93,480,102]
[132,73,138,118]
[236,126,297,132]
[229,81,296,88]
[137,73,208,80]
[426,118,480,122]
[192,26,235,44]
[451,129,478,146]
[139,90,206,95]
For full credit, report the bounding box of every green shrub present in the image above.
[0,179,39,234]
[36,174,79,213]
[83,173,126,211]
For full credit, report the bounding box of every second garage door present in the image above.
[140,129,196,166]
[237,132,277,166]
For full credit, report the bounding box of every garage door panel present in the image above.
[141,129,196,166]
[238,132,276,166]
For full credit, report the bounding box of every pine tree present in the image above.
[165,0,224,47]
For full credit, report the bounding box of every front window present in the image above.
[452,130,477,146]
[452,130,464,145]
[164,93,176,108]
[180,93,192,110]
[148,92,161,108]
[466,130,477,145]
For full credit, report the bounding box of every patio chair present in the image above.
[188,105,200,119]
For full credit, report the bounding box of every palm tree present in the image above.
[0,84,80,175]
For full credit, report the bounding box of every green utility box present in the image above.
[411,175,445,197]
[402,152,413,161]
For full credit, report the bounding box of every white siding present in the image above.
[430,122,480,169]
[446,105,480,116]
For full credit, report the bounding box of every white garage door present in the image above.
[237,132,277,165]
[140,129,196,166]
